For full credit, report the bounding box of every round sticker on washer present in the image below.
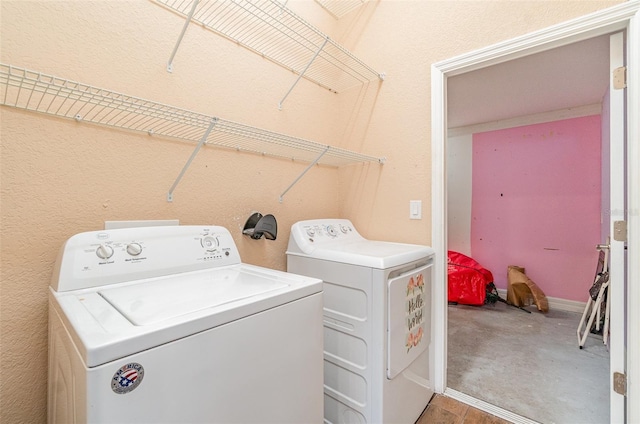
[111,363,144,394]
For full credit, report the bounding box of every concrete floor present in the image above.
[447,301,609,424]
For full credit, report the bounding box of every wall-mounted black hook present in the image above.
[242,213,277,240]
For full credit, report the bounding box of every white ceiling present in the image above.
[447,34,611,129]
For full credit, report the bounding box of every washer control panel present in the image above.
[53,225,242,292]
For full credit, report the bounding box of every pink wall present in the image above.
[471,116,602,302]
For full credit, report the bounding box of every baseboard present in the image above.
[496,289,586,313]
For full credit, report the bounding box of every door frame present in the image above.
[431,1,639,422]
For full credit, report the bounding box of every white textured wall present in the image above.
[447,134,473,255]
[0,1,623,422]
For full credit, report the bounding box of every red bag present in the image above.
[447,251,494,306]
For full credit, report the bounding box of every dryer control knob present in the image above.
[201,235,219,252]
[126,243,143,256]
[96,244,114,260]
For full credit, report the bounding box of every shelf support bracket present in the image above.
[167,0,199,73]
[279,145,330,203]
[278,36,329,110]
[167,117,217,202]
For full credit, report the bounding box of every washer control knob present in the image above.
[326,225,337,237]
[340,224,349,234]
[306,227,316,237]
[96,244,114,260]
[126,243,143,256]
[201,235,219,252]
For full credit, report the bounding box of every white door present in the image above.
[608,31,626,424]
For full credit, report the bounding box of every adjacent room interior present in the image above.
[445,34,614,423]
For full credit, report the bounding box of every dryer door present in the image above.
[387,263,431,379]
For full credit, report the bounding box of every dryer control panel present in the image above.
[287,219,434,269]
[52,225,242,292]
[288,219,364,251]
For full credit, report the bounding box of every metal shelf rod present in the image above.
[279,145,330,203]
[167,117,217,202]
[167,0,200,73]
[279,36,328,110]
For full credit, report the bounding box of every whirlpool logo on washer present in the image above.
[111,363,144,394]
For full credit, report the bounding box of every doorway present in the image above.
[431,2,639,423]
[446,113,609,423]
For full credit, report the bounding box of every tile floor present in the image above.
[417,394,512,424]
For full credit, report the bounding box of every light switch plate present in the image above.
[410,200,422,220]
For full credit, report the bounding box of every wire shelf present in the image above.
[314,0,368,19]
[0,63,384,201]
[0,63,383,167]
[155,0,383,94]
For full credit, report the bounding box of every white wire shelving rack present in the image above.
[0,63,384,201]
[314,0,368,19]
[156,0,384,108]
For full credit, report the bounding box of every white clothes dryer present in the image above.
[287,219,435,424]
[48,225,323,424]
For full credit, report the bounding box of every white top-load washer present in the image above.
[48,225,323,424]
[287,219,435,424]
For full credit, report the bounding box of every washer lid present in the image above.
[50,264,322,367]
[99,267,288,326]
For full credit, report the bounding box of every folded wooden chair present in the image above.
[577,241,610,349]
